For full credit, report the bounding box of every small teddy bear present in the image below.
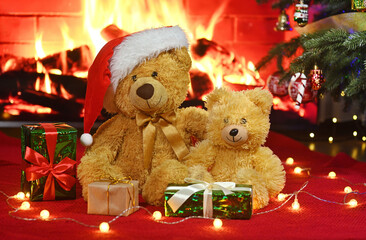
[185,87,286,209]
[77,26,208,206]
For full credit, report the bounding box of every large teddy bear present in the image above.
[77,26,207,206]
[185,88,286,209]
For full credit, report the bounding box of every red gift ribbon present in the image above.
[24,123,76,200]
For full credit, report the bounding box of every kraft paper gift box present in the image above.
[88,180,139,216]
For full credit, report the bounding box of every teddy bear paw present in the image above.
[187,165,214,182]
[142,159,188,206]
[236,168,270,209]
[252,185,270,209]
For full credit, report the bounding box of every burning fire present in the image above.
[3,0,266,118]
[2,30,78,116]
[83,0,261,94]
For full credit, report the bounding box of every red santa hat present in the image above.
[80,26,189,146]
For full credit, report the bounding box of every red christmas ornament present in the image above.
[309,65,325,90]
[288,72,316,108]
[266,72,289,96]
[294,0,309,27]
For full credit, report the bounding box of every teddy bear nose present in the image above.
[136,83,154,100]
[229,128,239,136]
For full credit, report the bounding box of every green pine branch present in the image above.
[255,29,366,110]
[255,36,302,73]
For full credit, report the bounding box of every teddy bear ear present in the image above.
[103,85,119,113]
[244,88,273,115]
[170,47,192,72]
[205,87,231,110]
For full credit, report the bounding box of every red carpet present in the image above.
[0,130,365,240]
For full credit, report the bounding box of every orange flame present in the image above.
[35,33,46,60]
[83,0,260,93]
[33,31,74,98]
[60,22,75,50]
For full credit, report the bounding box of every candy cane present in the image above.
[292,72,307,110]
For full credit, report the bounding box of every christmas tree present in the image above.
[255,0,366,110]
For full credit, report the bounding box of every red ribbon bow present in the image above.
[24,123,76,200]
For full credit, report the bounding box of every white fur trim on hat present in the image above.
[109,25,189,92]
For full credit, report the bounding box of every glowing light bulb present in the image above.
[348,199,358,207]
[99,222,110,233]
[273,98,280,106]
[294,167,302,174]
[308,143,315,151]
[213,218,223,229]
[20,201,30,210]
[363,136,366,142]
[292,199,300,210]
[309,132,315,138]
[286,157,294,165]
[40,210,50,219]
[353,115,358,120]
[328,137,334,143]
[153,211,162,220]
[332,117,337,123]
[353,131,358,137]
[328,171,336,179]
[25,192,30,198]
[16,192,25,200]
[344,186,352,193]
[277,193,287,201]
[341,91,345,97]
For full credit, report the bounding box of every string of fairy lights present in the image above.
[283,157,365,209]
[1,156,365,233]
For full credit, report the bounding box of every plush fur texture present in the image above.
[77,47,208,205]
[185,88,286,209]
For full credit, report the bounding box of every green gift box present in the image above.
[352,0,366,10]
[21,123,77,201]
[164,181,252,219]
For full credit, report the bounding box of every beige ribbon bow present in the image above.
[136,111,189,170]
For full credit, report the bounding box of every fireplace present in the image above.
[0,0,287,127]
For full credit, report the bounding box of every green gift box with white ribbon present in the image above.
[164,179,252,219]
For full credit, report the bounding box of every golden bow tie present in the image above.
[136,111,189,171]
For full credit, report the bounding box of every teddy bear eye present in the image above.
[240,118,247,124]
[224,118,229,124]
[152,71,158,77]
[132,75,137,81]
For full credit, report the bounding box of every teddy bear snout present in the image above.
[221,125,248,146]
[129,77,168,113]
[136,83,154,100]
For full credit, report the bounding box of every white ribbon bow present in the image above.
[167,178,236,218]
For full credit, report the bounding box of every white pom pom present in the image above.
[80,133,93,147]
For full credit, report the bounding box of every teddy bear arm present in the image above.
[77,116,128,200]
[184,140,215,169]
[252,147,286,198]
[78,149,126,200]
[183,140,215,182]
[176,107,208,144]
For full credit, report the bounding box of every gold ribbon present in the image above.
[99,176,135,215]
[136,111,189,170]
